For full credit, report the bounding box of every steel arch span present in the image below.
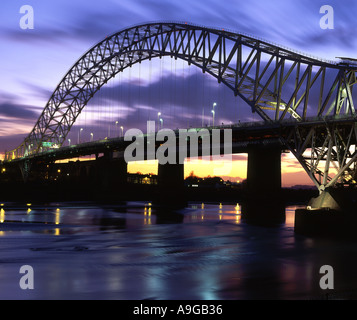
[5,21,357,191]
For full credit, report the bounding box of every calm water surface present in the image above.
[0,201,356,300]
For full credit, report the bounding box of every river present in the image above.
[0,201,356,300]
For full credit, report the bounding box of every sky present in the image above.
[1,0,357,187]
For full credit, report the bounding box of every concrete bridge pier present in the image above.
[242,146,285,225]
[295,187,357,237]
[156,161,187,207]
[96,152,128,196]
[246,146,282,194]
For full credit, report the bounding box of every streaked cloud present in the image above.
[0,102,39,120]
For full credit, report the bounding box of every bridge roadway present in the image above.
[3,115,357,165]
[2,123,282,164]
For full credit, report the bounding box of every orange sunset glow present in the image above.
[128,152,313,188]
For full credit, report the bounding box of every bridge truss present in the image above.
[4,22,357,191]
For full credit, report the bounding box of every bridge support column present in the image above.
[96,153,128,198]
[157,162,186,207]
[247,146,281,194]
[242,146,284,225]
[295,188,357,237]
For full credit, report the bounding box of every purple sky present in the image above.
[0,0,356,161]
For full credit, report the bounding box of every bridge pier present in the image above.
[295,187,357,237]
[246,146,282,194]
[242,146,285,225]
[157,162,186,207]
[307,189,341,211]
[96,152,128,197]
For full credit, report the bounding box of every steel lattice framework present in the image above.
[4,22,357,191]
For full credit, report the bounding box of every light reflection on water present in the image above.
[0,201,356,300]
[0,202,304,235]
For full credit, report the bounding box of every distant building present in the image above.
[127,173,157,185]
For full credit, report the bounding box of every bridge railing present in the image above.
[6,113,357,163]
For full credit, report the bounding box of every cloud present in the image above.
[232,154,248,161]
[3,0,357,57]
[18,81,53,100]
[1,1,151,46]
[0,102,39,120]
[93,66,251,128]
[0,133,28,154]
[282,170,314,187]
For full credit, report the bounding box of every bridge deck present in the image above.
[4,115,357,164]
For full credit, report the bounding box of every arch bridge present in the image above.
[3,21,357,196]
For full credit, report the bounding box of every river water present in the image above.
[0,201,356,300]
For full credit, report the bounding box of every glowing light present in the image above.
[55,208,60,225]
[0,208,5,223]
[236,215,241,224]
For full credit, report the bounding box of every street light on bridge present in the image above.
[78,128,83,144]
[120,126,124,137]
[90,133,94,142]
[212,102,217,127]
[157,112,161,127]
[115,121,119,137]
[68,139,71,146]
